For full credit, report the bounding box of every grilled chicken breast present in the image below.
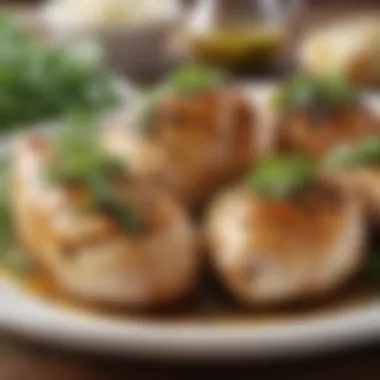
[325,166,380,229]
[11,134,199,307]
[276,104,380,157]
[206,184,365,305]
[144,88,258,209]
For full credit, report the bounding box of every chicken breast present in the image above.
[144,88,258,209]
[11,134,199,307]
[321,138,380,229]
[206,184,365,305]
[102,121,172,189]
[276,104,380,157]
[327,167,380,229]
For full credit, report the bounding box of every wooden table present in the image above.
[1,332,380,379]
[1,1,380,379]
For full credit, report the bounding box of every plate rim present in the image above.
[1,279,379,360]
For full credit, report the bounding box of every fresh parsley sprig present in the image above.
[0,13,118,131]
[246,155,317,199]
[325,139,380,171]
[47,114,142,232]
[275,73,358,111]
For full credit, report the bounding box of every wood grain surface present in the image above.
[1,1,380,379]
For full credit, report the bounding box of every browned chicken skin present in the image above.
[145,88,257,209]
[276,104,380,157]
[206,182,365,305]
[324,165,380,230]
[11,134,199,307]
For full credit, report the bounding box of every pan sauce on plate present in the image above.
[1,264,378,326]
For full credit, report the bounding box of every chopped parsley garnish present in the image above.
[47,115,142,233]
[246,155,317,198]
[326,139,380,170]
[275,73,358,112]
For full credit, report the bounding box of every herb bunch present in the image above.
[0,13,118,131]
[275,73,358,112]
[246,155,317,199]
[326,139,380,170]
[139,65,227,131]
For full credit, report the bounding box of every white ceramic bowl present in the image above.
[41,0,183,81]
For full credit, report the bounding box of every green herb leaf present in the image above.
[0,157,12,255]
[275,73,358,110]
[162,65,227,95]
[0,157,30,275]
[47,112,105,183]
[0,13,119,132]
[138,65,227,130]
[102,201,142,233]
[47,115,142,232]
[246,155,317,198]
[2,247,32,275]
[326,139,380,170]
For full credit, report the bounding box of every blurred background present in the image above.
[4,0,380,86]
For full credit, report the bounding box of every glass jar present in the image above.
[187,0,303,74]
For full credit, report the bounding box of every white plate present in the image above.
[0,280,379,360]
[1,84,380,361]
